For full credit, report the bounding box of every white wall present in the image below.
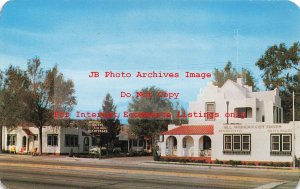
[159,121,300,162]
[2,126,92,154]
[188,80,281,125]
[213,122,299,162]
[59,127,92,154]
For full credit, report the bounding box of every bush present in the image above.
[295,156,300,167]
[258,162,269,166]
[272,162,290,167]
[214,159,223,164]
[113,147,121,155]
[283,162,290,167]
[228,160,242,166]
[195,160,206,163]
[69,149,74,157]
[101,149,107,156]
[1,149,9,154]
[246,162,256,166]
[159,158,208,164]
[153,148,160,161]
[137,151,147,156]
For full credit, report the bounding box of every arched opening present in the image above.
[22,136,26,148]
[182,136,194,156]
[166,136,177,156]
[199,136,211,157]
[83,137,90,152]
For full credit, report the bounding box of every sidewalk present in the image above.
[0,153,153,165]
[143,160,300,172]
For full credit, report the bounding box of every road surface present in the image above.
[0,155,299,189]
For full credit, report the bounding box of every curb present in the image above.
[144,161,299,170]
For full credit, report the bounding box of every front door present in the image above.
[203,136,211,150]
[83,137,89,152]
[28,135,36,152]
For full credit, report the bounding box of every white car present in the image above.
[89,146,106,154]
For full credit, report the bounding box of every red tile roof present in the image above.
[22,128,33,136]
[161,125,214,135]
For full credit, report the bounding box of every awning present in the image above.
[82,131,91,136]
[161,125,214,135]
[22,128,34,136]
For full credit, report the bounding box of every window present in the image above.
[84,137,89,146]
[271,135,280,151]
[7,134,16,146]
[282,135,291,151]
[279,108,282,123]
[224,135,232,150]
[159,135,164,142]
[205,102,215,121]
[242,135,250,151]
[138,140,143,147]
[92,137,98,146]
[223,134,251,155]
[233,135,241,150]
[273,107,282,123]
[47,134,58,146]
[133,140,137,146]
[270,134,292,156]
[234,107,252,118]
[65,135,78,147]
[33,134,38,141]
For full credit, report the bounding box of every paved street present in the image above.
[0,155,299,189]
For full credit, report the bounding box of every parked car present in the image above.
[89,146,106,154]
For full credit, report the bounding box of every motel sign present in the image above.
[88,121,108,135]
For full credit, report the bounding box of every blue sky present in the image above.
[0,0,299,123]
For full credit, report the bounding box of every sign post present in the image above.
[88,121,108,159]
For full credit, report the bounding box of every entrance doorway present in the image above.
[83,137,90,152]
[199,135,211,157]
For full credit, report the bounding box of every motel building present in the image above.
[1,126,93,154]
[1,122,142,155]
[158,78,300,164]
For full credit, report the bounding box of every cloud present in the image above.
[289,0,300,8]
[0,0,9,15]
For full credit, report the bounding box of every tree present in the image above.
[293,72,300,120]
[100,93,120,155]
[0,66,30,152]
[256,42,300,122]
[170,101,188,125]
[25,57,76,154]
[256,42,300,91]
[213,61,258,91]
[128,86,174,150]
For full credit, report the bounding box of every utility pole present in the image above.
[234,29,239,66]
[293,91,296,168]
[226,101,229,124]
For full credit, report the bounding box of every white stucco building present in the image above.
[158,78,300,164]
[2,126,92,154]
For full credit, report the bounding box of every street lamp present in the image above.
[292,92,300,168]
[97,135,101,160]
[74,126,79,154]
[226,101,229,124]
